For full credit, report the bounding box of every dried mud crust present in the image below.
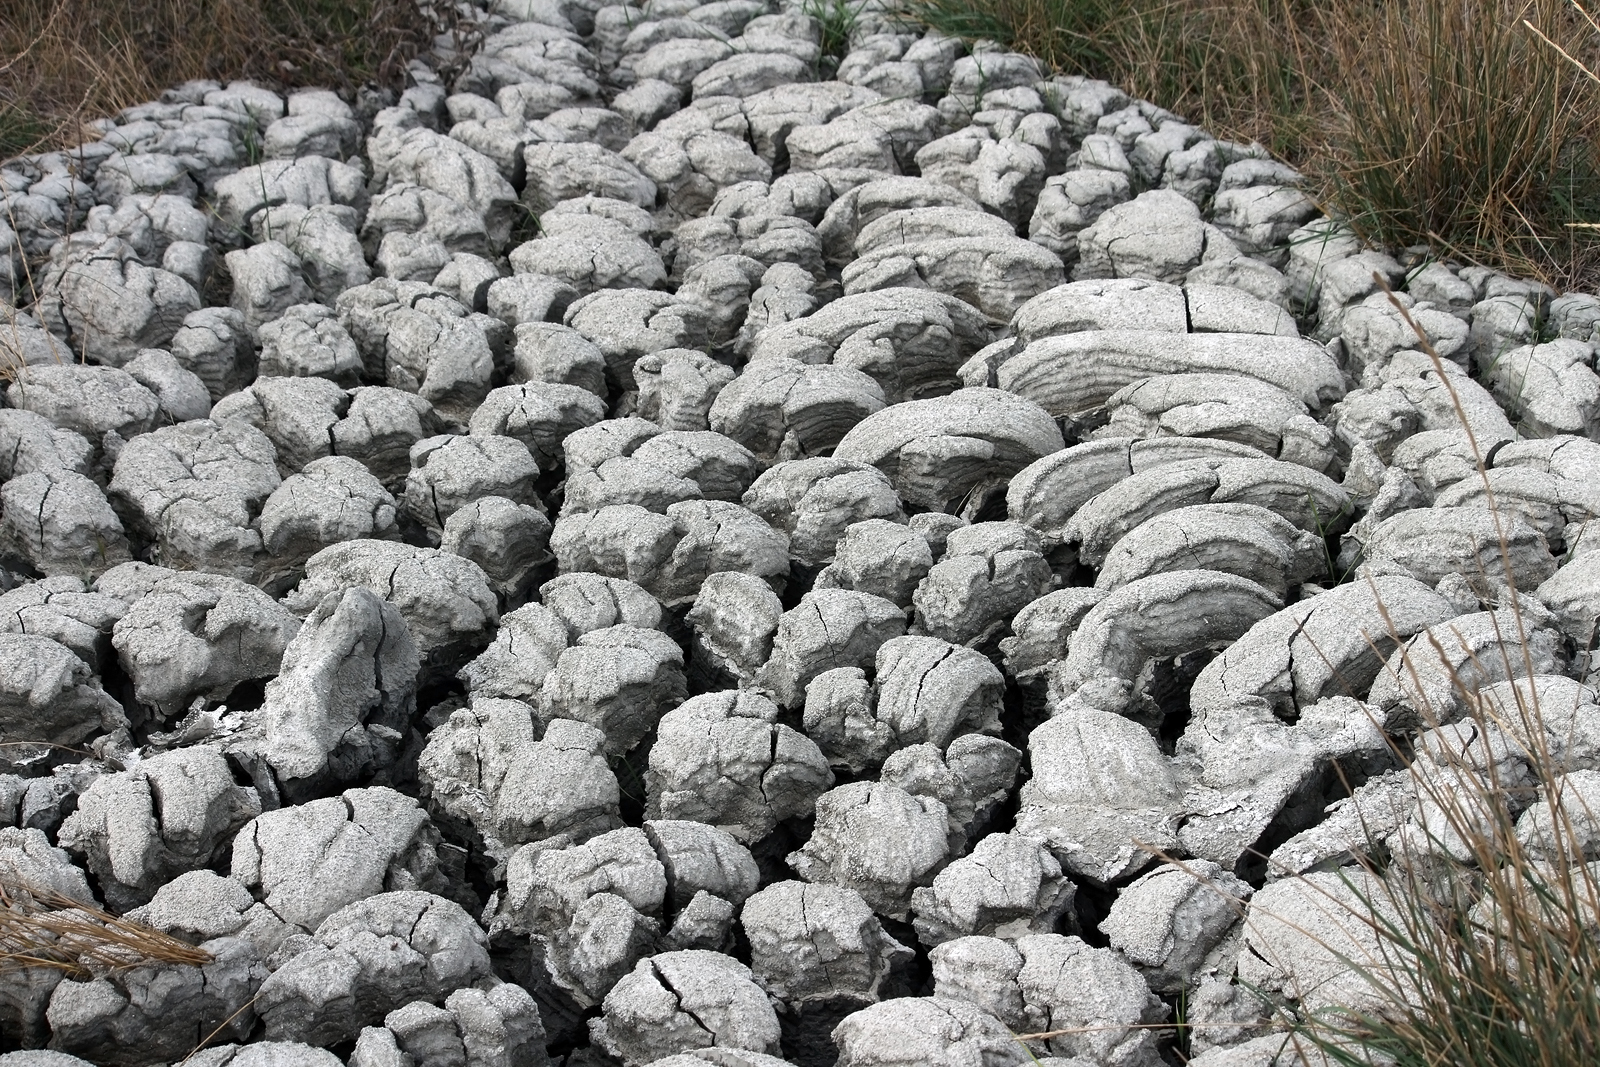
[1,2,1599,1066]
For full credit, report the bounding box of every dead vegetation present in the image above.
[904,0,1600,293]
[0,878,212,977]
[0,0,463,160]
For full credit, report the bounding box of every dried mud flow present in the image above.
[1,2,1599,1066]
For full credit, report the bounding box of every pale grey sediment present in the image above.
[1,1,1599,1064]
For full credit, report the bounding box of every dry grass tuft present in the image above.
[1321,0,1600,289]
[1270,285,1600,1065]
[902,0,1600,292]
[1095,263,1600,1064]
[0,879,212,976]
[1297,696,1600,1066]
[0,0,462,161]
[1118,287,1600,1066]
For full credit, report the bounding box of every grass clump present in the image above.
[1232,293,1600,1067]
[1322,0,1600,291]
[804,0,866,78]
[0,0,462,160]
[1284,644,1600,1066]
[904,0,1309,148]
[899,0,1600,292]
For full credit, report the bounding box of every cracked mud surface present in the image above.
[1,2,1599,1066]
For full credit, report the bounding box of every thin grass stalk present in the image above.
[1275,293,1600,1066]
[1126,283,1600,1066]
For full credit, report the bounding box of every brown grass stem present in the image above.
[0,879,213,977]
